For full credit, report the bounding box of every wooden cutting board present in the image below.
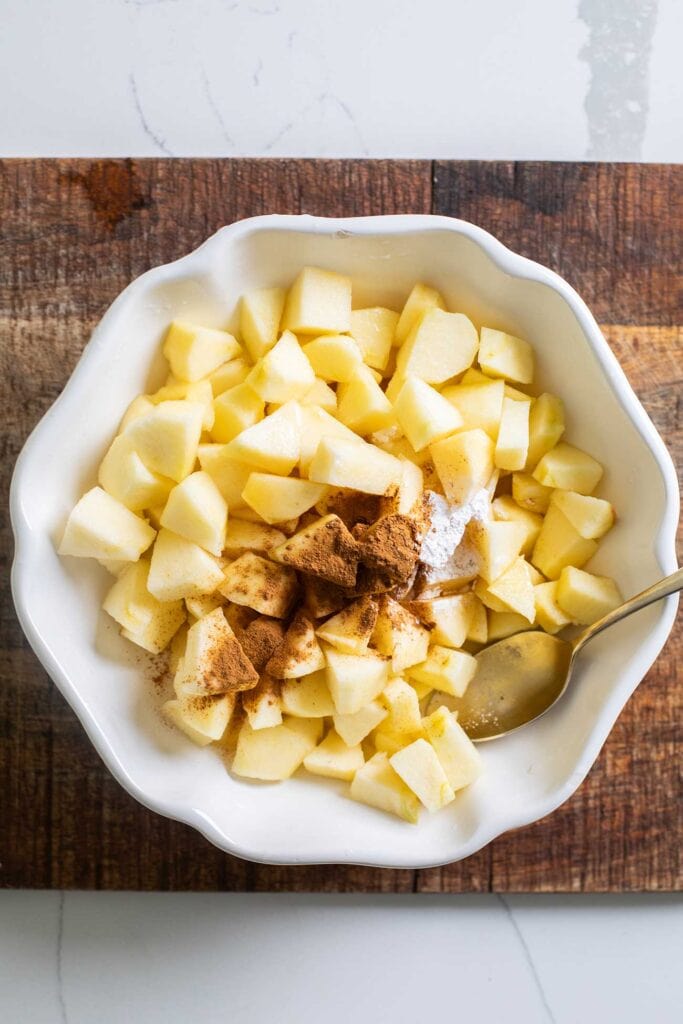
[1,160,680,892]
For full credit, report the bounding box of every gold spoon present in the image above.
[450,567,683,741]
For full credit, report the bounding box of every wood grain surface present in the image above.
[0,160,680,892]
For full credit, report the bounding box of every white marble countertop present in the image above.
[2,1,682,1022]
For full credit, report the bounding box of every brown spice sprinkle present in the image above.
[352,564,396,597]
[317,488,383,529]
[266,612,319,678]
[271,514,360,588]
[241,672,280,715]
[197,618,259,694]
[235,616,286,671]
[359,513,421,584]
[302,574,350,618]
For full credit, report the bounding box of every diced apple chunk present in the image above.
[466,595,488,643]
[162,320,241,382]
[382,677,423,737]
[407,594,475,649]
[350,307,399,371]
[316,596,378,655]
[393,377,462,452]
[147,528,225,602]
[534,580,573,634]
[125,400,204,481]
[409,646,477,698]
[324,646,389,714]
[301,377,337,413]
[422,706,482,791]
[350,752,420,823]
[59,487,156,561]
[511,472,554,514]
[103,558,159,631]
[441,380,504,440]
[550,490,615,539]
[487,611,531,641]
[531,505,598,579]
[390,739,454,812]
[232,718,317,780]
[297,405,358,476]
[98,435,174,511]
[223,518,286,557]
[119,395,154,432]
[280,670,335,717]
[337,365,394,435]
[395,282,446,345]
[396,309,478,384]
[240,286,286,360]
[533,442,603,494]
[241,473,326,525]
[266,612,326,679]
[160,471,227,556]
[283,266,352,335]
[478,327,534,384]
[303,730,364,781]
[163,693,235,746]
[270,514,359,587]
[494,397,530,471]
[197,444,255,508]
[525,393,565,469]
[301,334,363,382]
[309,436,402,496]
[480,556,535,622]
[430,429,494,504]
[185,594,225,620]
[333,700,387,747]
[468,519,527,584]
[225,401,302,475]
[173,607,258,696]
[220,551,298,618]
[492,495,543,557]
[242,674,283,730]
[208,358,251,397]
[148,379,215,432]
[246,330,315,403]
[556,566,622,624]
[372,597,430,672]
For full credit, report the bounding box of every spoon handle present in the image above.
[573,566,683,657]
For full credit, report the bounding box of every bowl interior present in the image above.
[12,220,677,865]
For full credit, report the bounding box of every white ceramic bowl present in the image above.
[11,215,679,868]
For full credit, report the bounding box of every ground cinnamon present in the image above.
[273,514,360,588]
[204,633,259,693]
[236,616,286,671]
[266,612,319,678]
[359,513,421,584]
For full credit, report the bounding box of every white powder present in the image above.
[419,489,490,569]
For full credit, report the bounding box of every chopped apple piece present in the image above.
[466,595,488,643]
[337,365,395,435]
[533,580,573,634]
[103,558,184,642]
[396,309,478,384]
[550,490,615,539]
[422,706,482,791]
[148,378,215,432]
[173,607,258,696]
[511,471,554,514]
[223,518,286,558]
[531,505,598,579]
[390,739,454,812]
[482,557,536,622]
[316,596,378,655]
[333,700,387,747]
[160,471,227,556]
[487,610,531,641]
[270,514,359,587]
[478,327,534,384]
[241,474,326,525]
[406,593,474,649]
[240,286,286,360]
[196,444,255,508]
[266,612,326,679]
[301,333,363,382]
[495,397,530,471]
[395,282,446,345]
[382,677,423,737]
[525,393,565,469]
[302,575,349,618]
[468,519,527,584]
[242,674,283,730]
[280,670,335,717]
[185,593,225,620]
[59,486,156,561]
[309,436,402,496]
[119,395,154,432]
[409,646,477,698]
[98,435,174,511]
[393,376,462,452]
[556,566,622,625]
[324,646,389,714]
[207,358,250,397]
[147,528,225,601]
[162,320,241,382]
[283,266,352,335]
[124,400,204,482]
[430,428,494,504]
[492,495,543,557]
[372,596,430,672]
[301,376,337,413]
[350,752,420,823]
[232,717,317,780]
[163,693,235,746]
[220,551,298,618]
[120,596,187,653]
[441,380,505,440]
[350,307,399,371]
[211,382,264,444]
[225,401,302,475]
[246,330,315,402]
[304,730,364,781]
[381,458,424,516]
[297,405,358,476]
[533,442,603,494]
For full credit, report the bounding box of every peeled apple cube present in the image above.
[246,330,315,403]
[531,505,598,580]
[147,528,225,602]
[487,611,531,641]
[125,400,204,482]
[395,283,446,345]
[422,706,482,791]
[409,646,477,698]
[441,380,505,440]
[382,677,423,737]
[280,671,336,717]
[333,699,388,747]
[162,320,241,382]
[468,519,527,584]
[324,646,389,715]
[390,739,454,812]
[174,607,257,696]
[297,405,359,476]
[98,435,174,511]
[303,730,364,781]
[316,596,379,655]
[241,473,326,525]
[160,471,228,556]
[120,599,186,654]
[223,518,286,558]
[408,594,476,649]
[207,358,251,397]
[225,401,302,475]
[283,266,352,336]
[211,382,264,444]
[395,308,479,384]
[220,551,298,618]
[240,286,286,361]
[267,614,326,679]
[309,436,402,496]
[533,442,603,494]
[492,495,543,557]
[336,365,395,435]
[185,593,225,620]
[302,334,363,382]
[371,597,430,673]
[533,580,573,634]
[59,486,156,561]
[349,307,399,371]
[429,428,494,504]
[301,377,337,413]
[119,395,154,432]
[232,718,317,780]
[163,693,235,746]
[197,444,256,508]
[385,458,424,516]
[242,675,283,731]
[511,471,554,514]
[478,327,534,384]
[350,752,420,824]
[525,393,565,470]
[103,558,162,633]
[148,379,215,432]
[393,376,462,452]
[550,490,615,539]
[483,556,536,623]
[556,566,622,625]
[494,397,530,471]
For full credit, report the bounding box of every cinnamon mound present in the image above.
[236,616,286,672]
[270,514,360,588]
[359,513,421,584]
